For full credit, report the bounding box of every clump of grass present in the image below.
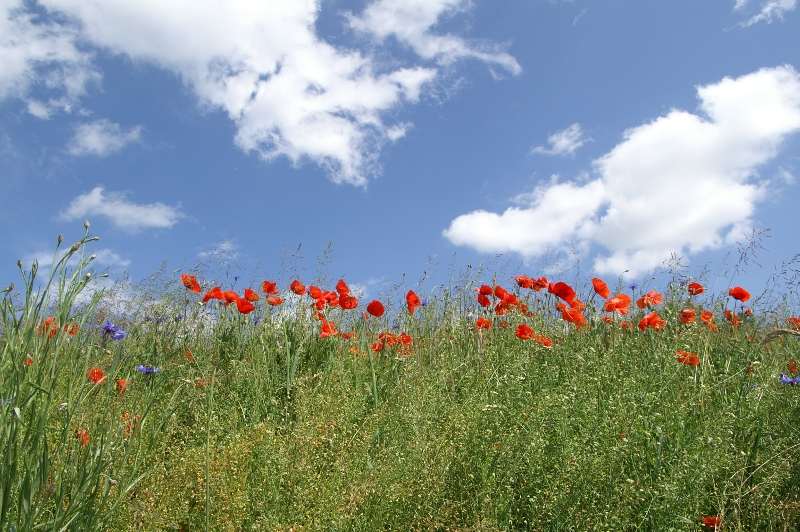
[2,230,800,530]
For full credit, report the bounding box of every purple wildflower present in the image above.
[135,364,161,375]
[101,320,127,341]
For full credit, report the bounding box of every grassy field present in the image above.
[1,231,800,531]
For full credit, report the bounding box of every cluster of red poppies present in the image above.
[181,273,425,354]
[36,315,80,338]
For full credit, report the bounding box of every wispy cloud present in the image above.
[346,0,521,75]
[60,187,183,232]
[198,240,239,261]
[738,0,797,26]
[67,119,142,157]
[446,66,800,278]
[532,123,588,156]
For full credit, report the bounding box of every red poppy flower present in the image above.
[701,515,721,529]
[787,359,798,376]
[548,282,576,303]
[724,310,741,328]
[556,302,588,328]
[308,285,323,300]
[638,311,666,331]
[370,340,384,352]
[236,298,255,314]
[636,290,663,309]
[335,279,350,296]
[116,378,128,395]
[515,275,535,289]
[743,307,753,317]
[87,367,106,385]
[477,294,491,308]
[728,286,750,302]
[494,285,511,301]
[604,294,632,315]
[63,322,80,336]
[185,349,194,362]
[266,295,284,306]
[530,276,549,291]
[314,298,326,311]
[591,277,610,299]
[366,300,385,317]
[533,334,553,348]
[475,317,492,330]
[320,319,337,338]
[181,273,201,293]
[478,284,493,296]
[688,282,704,296]
[339,294,358,310]
[289,279,306,295]
[38,316,59,338]
[679,308,696,325]
[75,428,90,447]
[788,317,800,330]
[406,290,421,315]
[398,333,413,346]
[676,350,700,367]
[495,302,509,316]
[223,290,240,305]
[244,288,260,302]
[516,323,534,340]
[202,286,224,303]
[568,298,585,311]
[23,356,33,367]
[700,309,714,323]
[261,281,278,295]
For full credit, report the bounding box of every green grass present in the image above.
[2,232,800,530]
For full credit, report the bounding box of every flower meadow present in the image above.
[2,229,800,530]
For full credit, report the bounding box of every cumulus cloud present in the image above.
[346,0,521,75]
[532,123,588,156]
[67,119,142,156]
[444,66,800,278]
[5,0,517,185]
[0,0,98,117]
[738,0,797,25]
[60,186,183,231]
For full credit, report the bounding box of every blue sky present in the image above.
[2,0,799,304]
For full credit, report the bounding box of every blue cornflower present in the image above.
[135,364,161,375]
[102,320,127,340]
[628,283,638,292]
[779,373,799,385]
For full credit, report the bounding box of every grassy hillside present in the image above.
[1,232,799,530]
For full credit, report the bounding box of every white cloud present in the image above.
[444,66,800,278]
[532,123,588,156]
[739,0,797,25]
[198,240,239,261]
[346,0,521,75]
[67,119,142,156]
[60,186,183,231]
[0,0,98,117]
[5,0,515,186]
